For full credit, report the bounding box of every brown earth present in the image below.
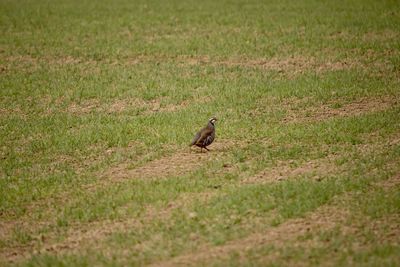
[66,96,212,115]
[101,139,240,183]
[3,50,398,78]
[283,96,399,123]
[242,155,339,184]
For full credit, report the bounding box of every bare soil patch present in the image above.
[327,30,399,42]
[67,98,143,115]
[218,56,353,74]
[242,155,339,184]
[171,55,370,77]
[1,55,98,74]
[0,106,26,119]
[283,96,399,123]
[4,52,395,78]
[66,96,212,115]
[103,139,238,183]
[170,53,397,77]
[67,98,102,114]
[3,55,96,66]
[363,30,399,42]
[375,173,400,191]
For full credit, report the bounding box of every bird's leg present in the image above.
[204,147,210,152]
[200,147,203,153]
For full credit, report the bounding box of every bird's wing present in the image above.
[204,131,215,146]
[195,127,213,145]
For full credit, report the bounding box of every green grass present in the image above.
[1,0,399,266]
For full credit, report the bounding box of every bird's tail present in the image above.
[190,133,200,147]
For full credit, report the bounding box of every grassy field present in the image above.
[1,0,400,266]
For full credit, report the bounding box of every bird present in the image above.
[190,117,217,152]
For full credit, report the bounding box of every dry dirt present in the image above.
[151,51,397,77]
[66,96,212,116]
[3,50,397,78]
[327,30,399,42]
[100,139,240,184]
[242,155,339,184]
[282,96,399,123]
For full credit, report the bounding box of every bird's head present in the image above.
[209,117,218,125]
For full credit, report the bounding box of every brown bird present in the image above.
[190,117,217,152]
